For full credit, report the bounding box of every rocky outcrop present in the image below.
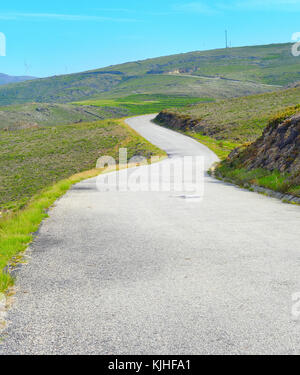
[228,112,300,175]
[155,111,199,131]
[155,110,219,136]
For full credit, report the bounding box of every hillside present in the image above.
[155,86,300,143]
[0,43,296,106]
[227,111,300,174]
[0,118,165,291]
[0,119,163,212]
[0,95,208,130]
[215,109,300,199]
[0,103,128,130]
[0,73,36,85]
[94,42,297,86]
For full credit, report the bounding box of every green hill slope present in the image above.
[0,72,123,106]
[94,42,298,86]
[0,43,296,106]
[91,74,276,99]
[0,95,210,130]
[215,108,300,200]
[155,86,300,156]
[0,102,129,130]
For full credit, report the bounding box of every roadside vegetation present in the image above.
[0,118,163,212]
[0,118,165,292]
[184,132,240,159]
[214,107,300,199]
[214,165,300,198]
[0,169,103,292]
[155,88,300,199]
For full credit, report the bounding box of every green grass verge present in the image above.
[215,164,300,198]
[212,106,300,199]
[0,169,101,292]
[155,104,300,197]
[185,131,240,159]
[154,117,240,159]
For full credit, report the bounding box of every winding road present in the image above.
[1,114,300,354]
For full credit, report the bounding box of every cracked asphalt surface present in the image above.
[1,114,300,354]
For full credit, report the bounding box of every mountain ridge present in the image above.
[0,42,297,106]
[0,73,37,85]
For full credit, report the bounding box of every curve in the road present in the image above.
[1,114,300,355]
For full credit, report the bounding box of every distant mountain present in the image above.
[0,43,297,106]
[0,73,36,85]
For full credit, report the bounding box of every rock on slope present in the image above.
[156,111,200,131]
[228,111,300,175]
[209,108,300,201]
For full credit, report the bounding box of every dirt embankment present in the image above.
[155,109,233,139]
[156,109,225,136]
[155,111,199,131]
[228,113,300,175]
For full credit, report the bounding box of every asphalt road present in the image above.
[1,114,300,355]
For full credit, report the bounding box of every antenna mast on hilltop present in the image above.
[225,30,228,48]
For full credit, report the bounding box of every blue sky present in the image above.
[0,0,299,77]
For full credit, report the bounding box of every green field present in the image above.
[0,43,295,106]
[75,94,213,115]
[0,94,213,130]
